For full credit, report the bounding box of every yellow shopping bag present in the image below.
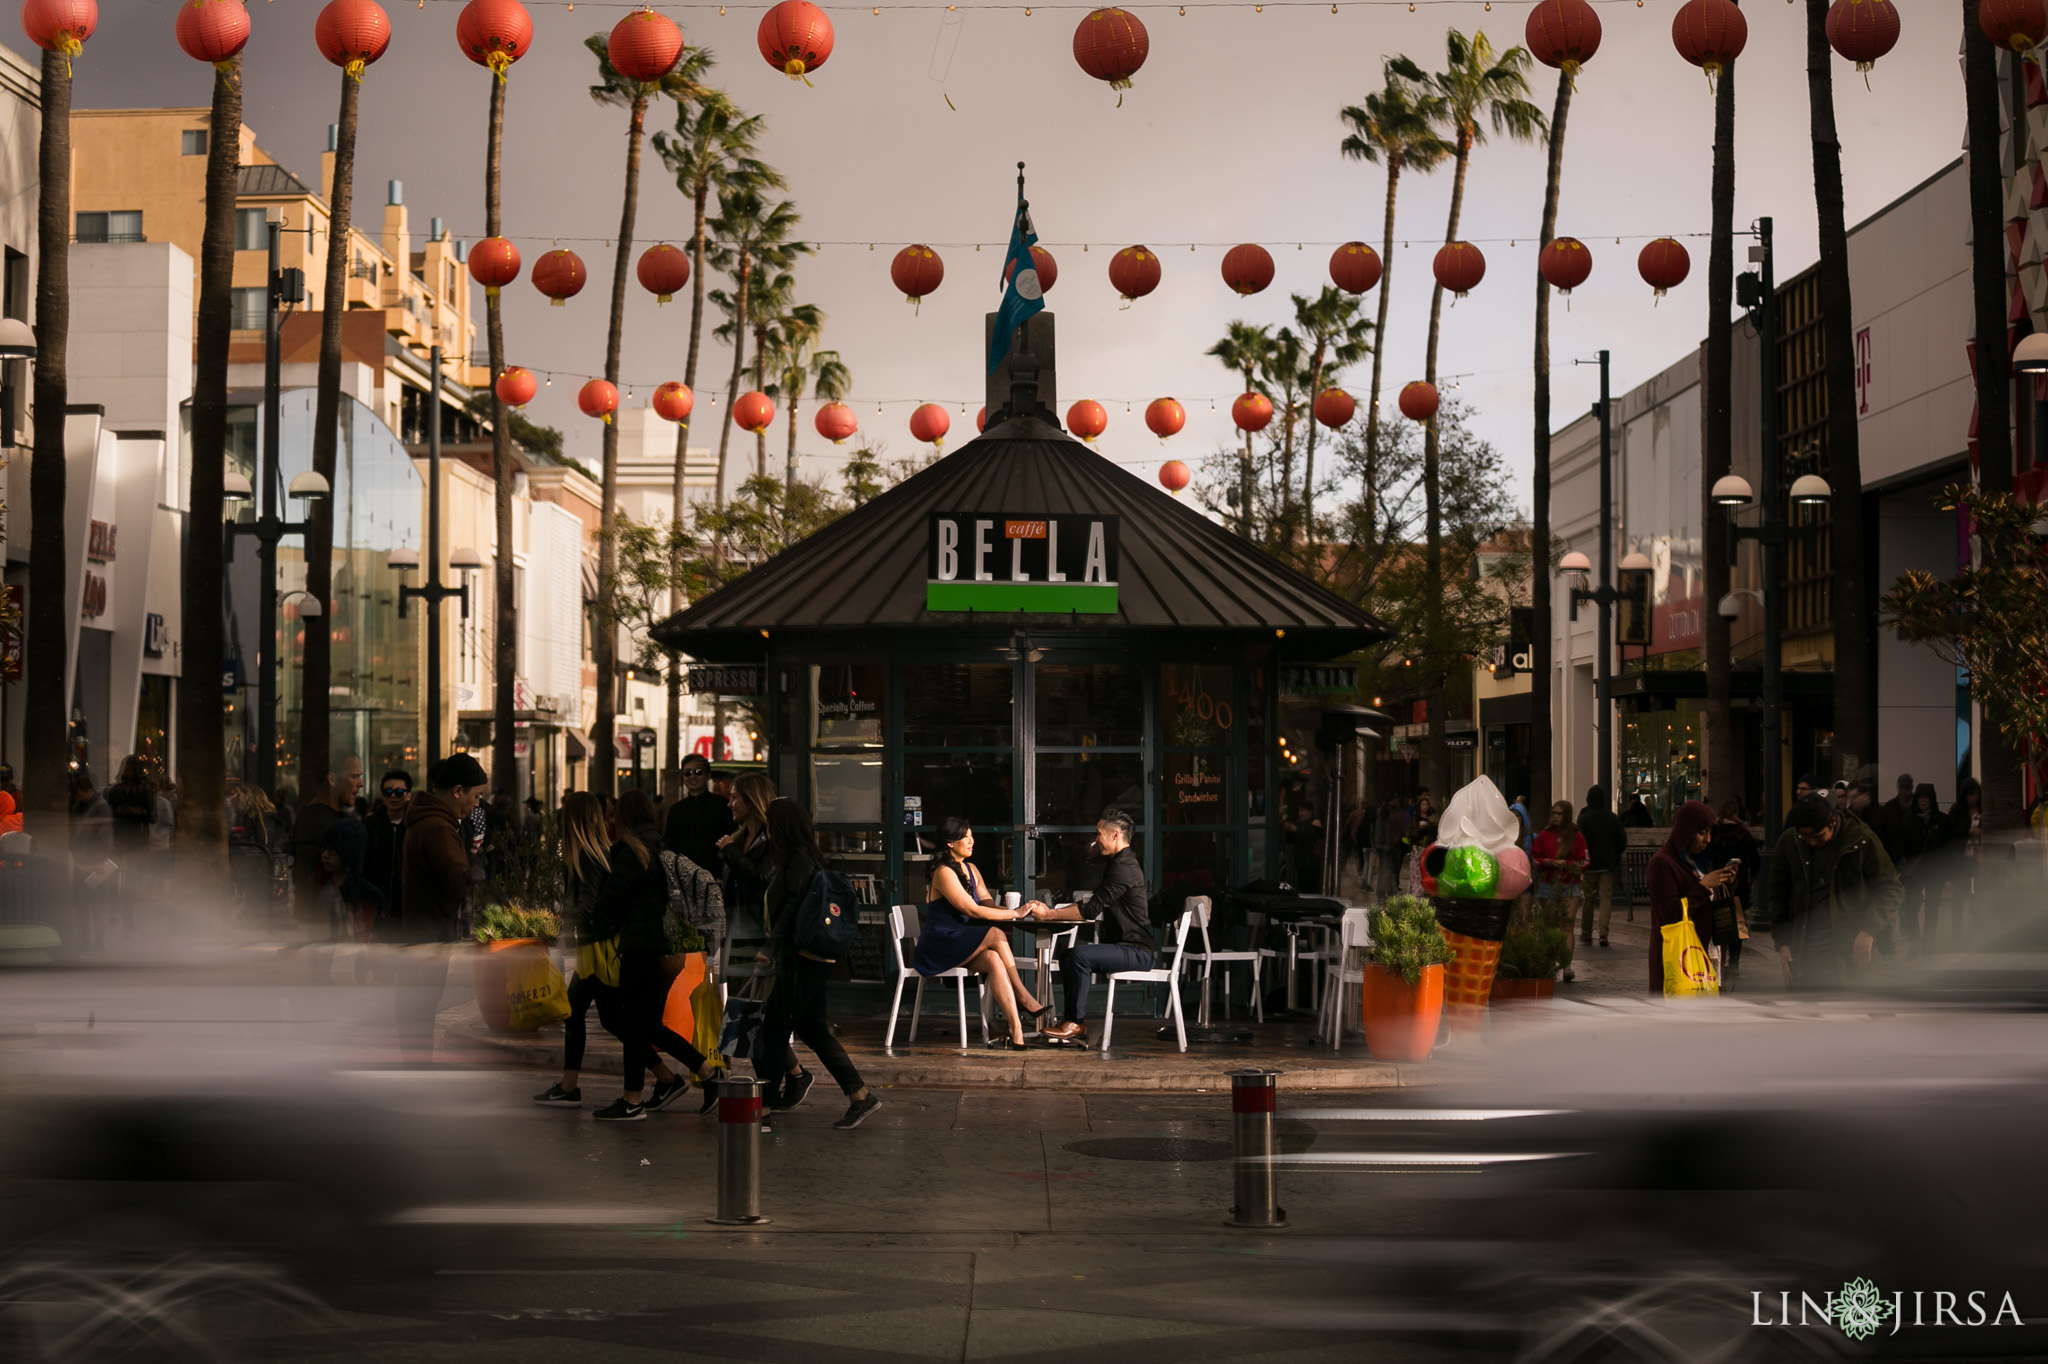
[658,952,728,1073]
[1661,898,1720,997]
[503,942,572,1031]
[575,935,622,988]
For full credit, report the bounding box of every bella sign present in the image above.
[927,513,1119,614]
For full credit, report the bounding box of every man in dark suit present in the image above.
[1031,808,1157,1046]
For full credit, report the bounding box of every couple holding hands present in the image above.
[913,808,1158,1048]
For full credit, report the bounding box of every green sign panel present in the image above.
[926,513,1119,614]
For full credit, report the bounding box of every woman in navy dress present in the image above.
[915,816,1053,1048]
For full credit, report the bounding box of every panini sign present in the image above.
[926,513,1118,614]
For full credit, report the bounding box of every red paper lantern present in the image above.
[1313,389,1356,430]
[1827,0,1900,74]
[1232,392,1273,434]
[1979,0,2047,51]
[734,391,776,434]
[1329,242,1382,295]
[1672,0,1746,82]
[456,0,532,80]
[653,381,694,424]
[1109,245,1161,303]
[1004,245,1059,294]
[1539,237,1592,294]
[578,378,620,424]
[531,248,587,306]
[1398,381,1439,422]
[1433,241,1486,297]
[607,6,683,83]
[315,0,391,78]
[467,237,521,297]
[758,0,833,82]
[815,401,858,444]
[909,403,951,449]
[177,0,250,66]
[891,245,944,309]
[1525,0,1600,80]
[976,406,988,432]
[495,367,537,408]
[1638,237,1692,296]
[1221,243,1275,297]
[22,0,96,57]
[636,243,689,304]
[1145,397,1185,441]
[1067,399,1108,443]
[1158,459,1191,493]
[1073,7,1148,97]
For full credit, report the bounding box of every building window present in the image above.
[230,287,266,331]
[181,129,208,156]
[74,210,142,244]
[234,207,268,251]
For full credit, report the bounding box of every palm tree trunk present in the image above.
[784,386,801,539]
[1703,56,1738,808]
[23,49,71,845]
[1239,361,1255,538]
[1277,384,1298,535]
[1531,73,1572,819]
[593,91,649,799]
[303,71,360,804]
[1363,158,1402,563]
[1804,0,1872,786]
[177,59,243,874]
[662,178,712,802]
[1300,347,1326,553]
[1963,0,2024,832]
[1421,132,1472,801]
[486,74,518,802]
[712,251,751,562]
[752,326,769,481]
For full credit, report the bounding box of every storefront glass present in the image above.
[1622,701,1703,822]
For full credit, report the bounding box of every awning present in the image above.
[564,726,592,760]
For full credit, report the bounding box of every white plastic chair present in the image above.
[884,904,988,1048]
[1317,906,1374,1051]
[1181,895,1262,1024]
[1100,909,1194,1052]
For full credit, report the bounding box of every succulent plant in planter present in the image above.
[1496,924,1570,981]
[473,903,562,945]
[1367,894,1455,986]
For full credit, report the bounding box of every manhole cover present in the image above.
[1063,1137,1232,1163]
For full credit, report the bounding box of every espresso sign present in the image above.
[926,513,1119,613]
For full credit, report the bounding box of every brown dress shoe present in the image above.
[1041,1019,1087,1043]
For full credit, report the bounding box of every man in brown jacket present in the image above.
[394,754,487,1063]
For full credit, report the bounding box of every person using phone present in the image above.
[1646,800,1737,996]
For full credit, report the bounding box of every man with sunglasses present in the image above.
[663,753,735,875]
[1766,793,1902,989]
[363,770,412,932]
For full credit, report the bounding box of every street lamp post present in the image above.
[1561,348,1615,800]
[225,216,322,795]
[392,342,478,763]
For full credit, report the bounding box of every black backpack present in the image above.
[794,865,860,960]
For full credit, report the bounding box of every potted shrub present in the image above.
[1361,895,1453,1062]
[1491,923,1568,1003]
[472,905,564,1034]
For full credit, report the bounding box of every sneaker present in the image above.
[833,1093,882,1130]
[646,1075,690,1112]
[592,1097,646,1122]
[774,1069,814,1112]
[532,1083,581,1107]
[698,1067,729,1116]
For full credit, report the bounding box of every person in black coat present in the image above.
[1035,808,1158,1046]
[663,753,736,877]
[588,788,723,1123]
[1901,782,1949,946]
[1577,784,1627,948]
[362,769,411,935]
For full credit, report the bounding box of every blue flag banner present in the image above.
[987,188,1045,375]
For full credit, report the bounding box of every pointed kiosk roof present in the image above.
[651,413,1387,662]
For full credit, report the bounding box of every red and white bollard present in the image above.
[1228,1067,1286,1228]
[707,1075,771,1225]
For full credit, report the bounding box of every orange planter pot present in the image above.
[1360,963,1445,1062]
[1489,976,1556,1003]
[473,937,542,1035]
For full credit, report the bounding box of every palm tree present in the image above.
[704,189,803,543]
[1206,321,1273,538]
[1800,0,1871,784]
[178,51,245,870]
[24,48,74,841]
[1530,67,1575,818]
[745,270,800,480]
[765,303,846,524]
[1262,328,1309,539]
[1292,286,1373,549]
[1401,29,1544,797]
[483,48,520,802]
[1702,47,1738,808]
[1963,0,2022,830]
[1339,72,1451,548]
[583,34,708,798]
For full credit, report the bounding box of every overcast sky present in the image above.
[53,0,1963,512]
